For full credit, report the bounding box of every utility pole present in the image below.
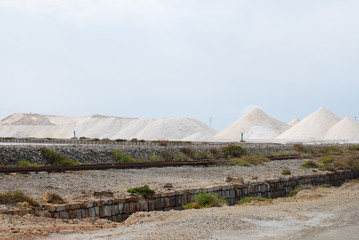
[209,117,212,128]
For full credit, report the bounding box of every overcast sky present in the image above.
[0,0,358,131]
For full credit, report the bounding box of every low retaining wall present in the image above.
[43,170,354,222]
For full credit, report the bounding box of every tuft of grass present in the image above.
[17,159,40,167]
[301,160,318,168]
[322,184,332,188]
[222,145,248,158]
[183,192,227,209]
[319,163,336,172]
[240,156,270,166]
[281,168,291,175]
[238,196,271,204]
[127,185,155,198]
[40,147,79,166]
[288,186,311,197]
[0,190,39,207]
[110,150,139,163]
[318,156,335,164]
[150,154,163,162]
[231,158,251,167]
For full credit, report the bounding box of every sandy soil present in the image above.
[1,179,356,240]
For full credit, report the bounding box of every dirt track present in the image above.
[36,179,359,240]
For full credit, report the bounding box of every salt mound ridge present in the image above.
[0,113,217,141]
[324,116,359,140]
[288,118,300,127]
[214,108,289,140]
[276,107,341,140]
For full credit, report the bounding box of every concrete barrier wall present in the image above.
[42,170,354,222]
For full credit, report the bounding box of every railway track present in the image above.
[0,155,301,174]
[0,160,215,174]
[265,154,301,160]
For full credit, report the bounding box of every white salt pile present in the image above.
[288,118,300,127]
[324,116,359,140]
[276,107,341,140]
[0,113,217,141]
[214,108,289,140]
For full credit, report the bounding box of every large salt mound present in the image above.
[324,116,359,140]
[0,113,217,141]
[214,108,290,140]
[288,118,300,127]
[276,107,341,140]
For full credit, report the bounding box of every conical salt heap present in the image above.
[0,113,217,141]
[324,116,359,140]
[276,107,341,140]
[214,108,289,140]
[288,118,300,127]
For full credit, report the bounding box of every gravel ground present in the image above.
[43,179,359,240]
[0,159,318,201]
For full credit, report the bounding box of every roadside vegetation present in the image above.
[40,147,79,166]
[17,160,40,167]
[0,190,39,207]
[127,185,155,198]
[111,150,139,163]
[183,192,227,209]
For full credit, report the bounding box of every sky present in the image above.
[0,0,358,131]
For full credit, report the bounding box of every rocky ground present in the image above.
[1,159,358,239]
[0,179,357,240]
[0,159,316,201]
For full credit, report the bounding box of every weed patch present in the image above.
[0,190,39,207]
[127,185,155,198]
[281,168,291,175]
[40,147,79,166]
[183,192,227,209]
[222,145,248,158]
[301,160,318,168]
[17,160,40,167]
[111,150,139,163]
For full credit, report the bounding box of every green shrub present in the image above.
[322,184,332,188]
[127,185,155,198]
[281,168,291,175]
[222,145,248,158]
[111,150,138,163]
[238,196,271,204]
[288,186,311,197]
[40,147,79,166]
[17,160,40,167]
[183,192,227,209]
[0,190,39,207]
[301,160,318,168]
